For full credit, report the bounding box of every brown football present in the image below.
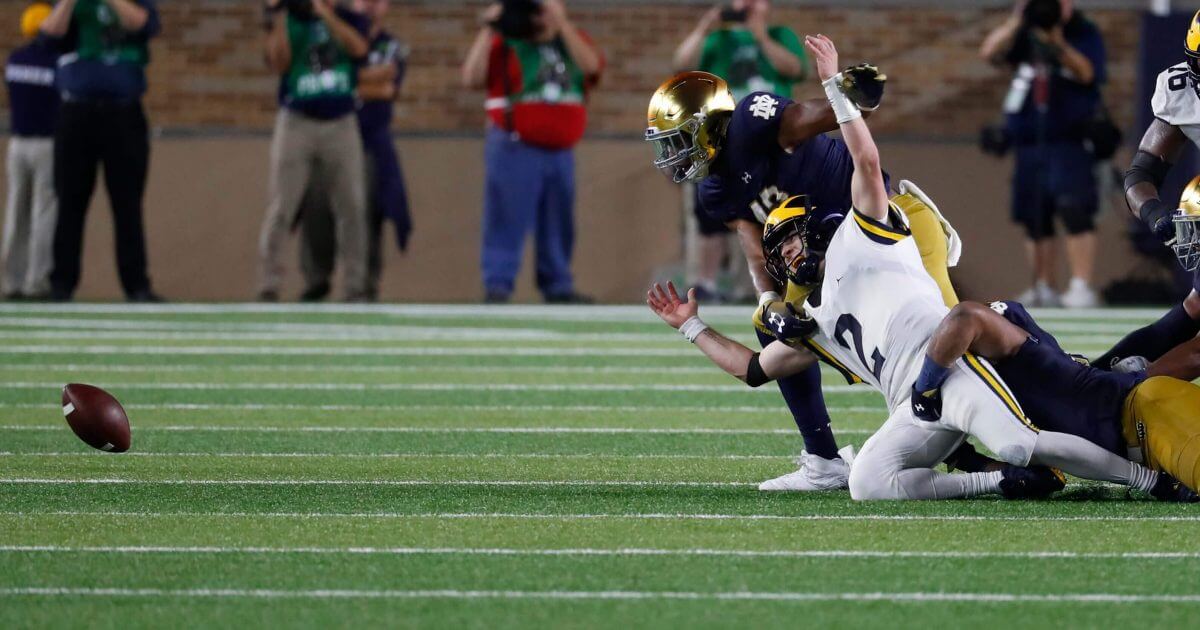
[61,384,131,452]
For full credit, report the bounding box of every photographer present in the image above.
[980,0,1106,308]
[257,0,370,302]
[461,0,603,304]
[39,0,162,302]
[673,0,807,302]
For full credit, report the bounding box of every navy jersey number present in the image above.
[834,314,886,381]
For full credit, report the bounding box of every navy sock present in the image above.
[1093,304,1200,369]
[913,355,950,394]
[756,328,840,460]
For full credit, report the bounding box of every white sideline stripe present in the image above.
[0,301,1167,319]
[0,452,793,461]
[2,403,892,412]
[0,424,877,435]
[3,545,1197,560]
[0,587,1195,603]
[0,380,867,394]
[0,316,1143,337]
[0,479,759,487]
[8,510,1200,522]
[0,344,1116,357]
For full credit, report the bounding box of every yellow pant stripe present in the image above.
[801,338,864,385]
[963,353,1039,432]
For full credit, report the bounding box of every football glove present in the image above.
[910,385,943,422]
[762,301,818,343]
[839,63,886,111]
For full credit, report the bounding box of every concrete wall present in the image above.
[0,135,1137,303]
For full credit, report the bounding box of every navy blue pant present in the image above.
[481,127,575,298]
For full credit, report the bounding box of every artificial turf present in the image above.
[1,303,1197,628]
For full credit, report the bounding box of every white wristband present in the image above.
[822,74,861,125]
[758,291,781,308]
[679,316,709,343]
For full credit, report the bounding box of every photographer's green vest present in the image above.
[57,0,158,100]
[699,26,806,101]
[281,8,365,120]
[486,34,600,150]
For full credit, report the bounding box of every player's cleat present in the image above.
[759,445,854,491]
[1149,472,1200,502]
[1060,278,1099,309]
[998,465,1065,499]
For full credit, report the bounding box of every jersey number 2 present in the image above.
[834,314,886,381]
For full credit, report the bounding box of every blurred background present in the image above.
[0,0,1194,304]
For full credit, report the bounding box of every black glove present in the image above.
[1139,198,1178,244]
[910,385,943,422]
[762,301,818,343]
[841,63,886,111]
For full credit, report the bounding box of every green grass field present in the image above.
[2,302,1199,628]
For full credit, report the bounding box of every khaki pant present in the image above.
[258,109,367,299]
[2,137,56,296]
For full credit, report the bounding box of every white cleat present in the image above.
[758,445,855,491]
[1060,277,1099,309]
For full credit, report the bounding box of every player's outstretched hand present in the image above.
[804,34,839,82]
[647,281,698,329]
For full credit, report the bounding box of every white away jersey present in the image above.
[1152,63,1200,146]
[803,207,949,411]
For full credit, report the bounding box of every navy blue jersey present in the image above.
[989,301,1142,454]
[5,38,60,137]
[699,91,889,226]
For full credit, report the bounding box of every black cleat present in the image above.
[999,465,1066,500]
[1150,473,1200,503]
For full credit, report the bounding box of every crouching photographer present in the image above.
[257,0,370,301]
[979,0,1108,308]
[461,0,603,304]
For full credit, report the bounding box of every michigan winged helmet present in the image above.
[761,195,843,286]
[645,71,736,183]
[1187,9,1200,82]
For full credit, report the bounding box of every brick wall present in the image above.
[0,2,1148,138]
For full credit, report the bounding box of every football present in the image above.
[61,383,131,453]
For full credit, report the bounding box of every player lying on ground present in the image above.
[912,299,1200,499]
[645,57,960,492]
[648,34,1172,501]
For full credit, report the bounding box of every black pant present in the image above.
[51,100,151,298]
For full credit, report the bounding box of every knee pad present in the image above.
[1058,198,1097,235]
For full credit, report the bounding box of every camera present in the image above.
[720,6,748,23]
[1022,0,1062,31]
[493,0,542,40]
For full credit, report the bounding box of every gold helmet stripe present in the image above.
[1188,10,1200,57]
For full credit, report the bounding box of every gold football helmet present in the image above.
[1188,10,1200,81]
[1173,174,1200,270]
[645,71,735,183]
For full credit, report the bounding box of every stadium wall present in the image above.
[0,136,1134,303]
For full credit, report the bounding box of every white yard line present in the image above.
[0,479,760,487]
[0,587,1195,603]
[0,380,869,394]
[5,510,1199,522]
[1,545,1196,560]
[0,424,878,435]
